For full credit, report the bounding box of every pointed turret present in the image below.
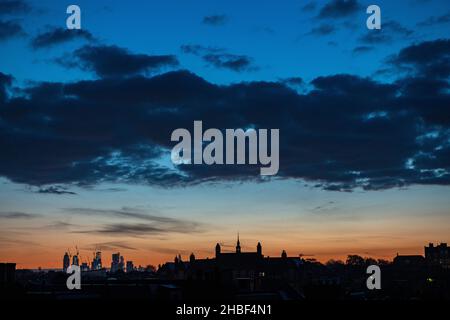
[236,233,241,253]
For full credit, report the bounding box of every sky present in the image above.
[0,0,449,269]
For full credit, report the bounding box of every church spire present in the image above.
[236,232,241,253]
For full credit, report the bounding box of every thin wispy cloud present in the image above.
[202,14,228,26]
[317,0,361,19]
[417,12,450,27]
[181,44,257,72]
[0,0,30,16]
[36,186,77,195]
[0,211,38,219]
[0,20,25,41]
[66,207,207,237]
[82,241,138,251]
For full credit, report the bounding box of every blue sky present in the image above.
[1,0,448,84]
[0,0,449,268]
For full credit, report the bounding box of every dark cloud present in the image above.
[0,72,13,101]
[36,185,76,195]
[74,220,205,237]
[0,211,37,219]
[279,77,304,88]
[203,53,256,72]
[31,27,95,49]
[181,44,256,72]
[43,221,77,230]
[0,20,25,41]
[58,45,179,78]
[308,23,336,36]
[359,21,413,44]
[67,207,206,236]
[352,46,374,54]
[65,207,172,222]
[180,44,222,55]
[389,39,450,79]
[0,0,29,15]
[1,40,450,191]
[417,12,450,27]
[301,2,317,12]
[83,241,137,251]
[388,40,450,126]
[317,0,360,19]
[202,14,228,26]
[75,223,172,236]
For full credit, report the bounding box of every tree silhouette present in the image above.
[346,255,365,266]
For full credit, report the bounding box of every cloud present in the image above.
[0,20,25,41]
[180,44,222,55]
[181,44,257,72]
[65,207,166,222]
[203,53,256,72]
[0,235,38,247]
[387,39,450,126]
[317,0,360,19]
[58,45,179,78]
[308,23,336,36]
[36,185,76,195]
[359,21,413,44]
[0,211,38,219]
[417,12,450,27]
[1,40,450,191]
[67,207,206,236]
[301,2,317,12]
[311,201,336,212]
[83,241,138,251]
[352,46,374,54]
[389,39,450,79]
[75,221,205,237]
[43,221,77,230]
[0,72,13,101]
[279,77,304,88]
[31,27,95,49]
[0,0,29,15]
[202,14,228,26]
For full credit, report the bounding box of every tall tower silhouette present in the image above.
[257,242,262,256]
[215,243,221,257]
[236,233,241,253]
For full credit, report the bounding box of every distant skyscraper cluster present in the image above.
[91,251,102,270]
[63,252,70,272]
[62,249,136,273]
[111,253,125,273]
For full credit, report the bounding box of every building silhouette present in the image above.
[111,253,125,273]
[425,243,450,269]
[5,239,450,301]
[72,254,79,266]
[80,262,89,272]
[0,263,16,286]
[111,253,120,273]
[91,251,102,270]
[159,235,303,294]
[126,261,134,272]
[63,252,70,272]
